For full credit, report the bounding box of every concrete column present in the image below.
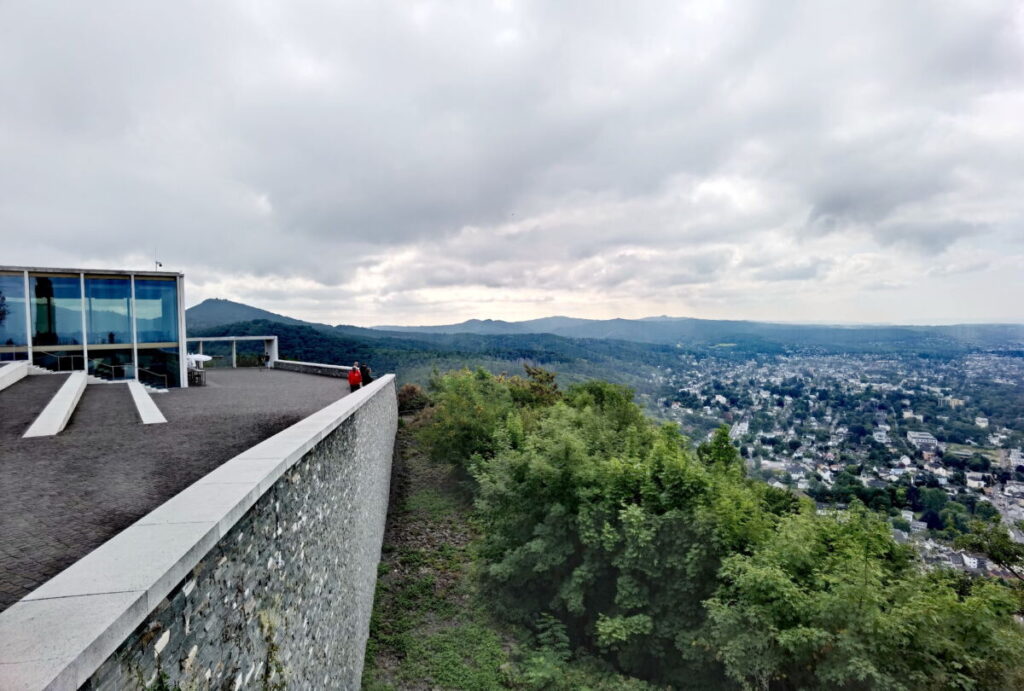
[130,275,139,381]
[266,337,279,366]
[176,275,187,388]
[231,340,237,368]
[79,273,88,372]
[23,270,32,364]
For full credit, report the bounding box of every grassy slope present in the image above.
[362,416,654,691]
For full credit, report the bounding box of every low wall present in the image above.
[0,360,28,392]
[273,359,351,379]
[0,375,397,690]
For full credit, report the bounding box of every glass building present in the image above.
[0,266,187,388]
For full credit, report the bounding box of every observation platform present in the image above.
[0,368,351,611]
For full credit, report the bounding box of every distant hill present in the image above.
[186,298,321,331]
[373,314,1024,353]
[187,298,1024,362]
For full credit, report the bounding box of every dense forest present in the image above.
[386,367,1024,689]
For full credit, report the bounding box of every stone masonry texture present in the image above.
[83,380,397,690]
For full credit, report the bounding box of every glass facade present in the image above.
[87,347,135,381]
[85,277,132,345]
[137,347,181,388]
[0,267,186,386]
[0,273,28,355]
[32,275,83,347]
[135,278,179,344]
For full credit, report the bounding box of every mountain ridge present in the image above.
[186,298,1024,354]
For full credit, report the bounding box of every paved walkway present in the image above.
[0,369,350,611]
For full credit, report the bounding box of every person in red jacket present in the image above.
[348,361,362,391]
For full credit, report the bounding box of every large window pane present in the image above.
[135,278,179,343]
[32,349,84,372]
[0,273,27,347]
[87,347,134,381]
[137,347,180,388]
[85,277,132,345]
[31,275,83,346]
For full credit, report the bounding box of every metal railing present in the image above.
[36,351,84,372]
[92,362,133,381]
[138,367,168,389]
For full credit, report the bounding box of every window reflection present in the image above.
[85,277,132,345]
[88,348,134,380]
[0,273,27,348]
[137,347,180,388]
[31,275,82,346]
[135,279,179,344]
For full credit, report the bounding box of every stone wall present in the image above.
[84,378,397,690]
[273,360,350,379]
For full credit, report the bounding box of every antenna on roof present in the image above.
[155,261,163,271]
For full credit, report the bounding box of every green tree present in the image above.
[957,520,1024,581]
[705,504,1024,689]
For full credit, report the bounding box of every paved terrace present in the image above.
[0,368,350,611]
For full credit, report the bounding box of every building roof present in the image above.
[0,368,350,611]
[0,265,183,278]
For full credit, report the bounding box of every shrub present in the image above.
[397,383,430,415]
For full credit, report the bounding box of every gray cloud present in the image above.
[0,0,1022,325]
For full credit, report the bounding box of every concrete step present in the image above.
[23,372,88,438]
[0,362,29,392]
[27,364,60,375]
[127,380,167,424]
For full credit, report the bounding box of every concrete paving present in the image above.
[0,368,351,611]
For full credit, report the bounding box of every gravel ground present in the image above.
[0,368,351,611]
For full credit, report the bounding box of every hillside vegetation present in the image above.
[366,368,1024,690]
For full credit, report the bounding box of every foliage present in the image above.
[705,504,1024,689]
[362,405,658,691]
[412,367,1024,689]
[957,519,1024,581]
[396,383,430,415]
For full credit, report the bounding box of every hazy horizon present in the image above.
[189,296,1024,329]
[3,1,1023,326]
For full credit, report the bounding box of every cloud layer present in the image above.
[1,1,1022,325]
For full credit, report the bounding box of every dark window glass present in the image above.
[85,277,132,345]
[137,347,180,388]
[31,275,83,346]
[135,279,179,344]
[87,348,135,381]
[0,273,28,347]
[32,349,84,372]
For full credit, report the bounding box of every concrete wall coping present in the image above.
[126,380,167,425]
[275,358,353,371]
[0,361,29,392]
[23,372,87,438]
[0,373,396,690]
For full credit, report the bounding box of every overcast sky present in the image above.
[1,1,1022,326]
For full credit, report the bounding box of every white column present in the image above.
[231,340,237,368]
[176,275,187,388]
[23,270,32,364]
[79,272,88,372]
[130,275,139,381]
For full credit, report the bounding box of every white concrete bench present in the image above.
[23,372,87,438]
[0,361,29,392]
[127,380,167,424]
